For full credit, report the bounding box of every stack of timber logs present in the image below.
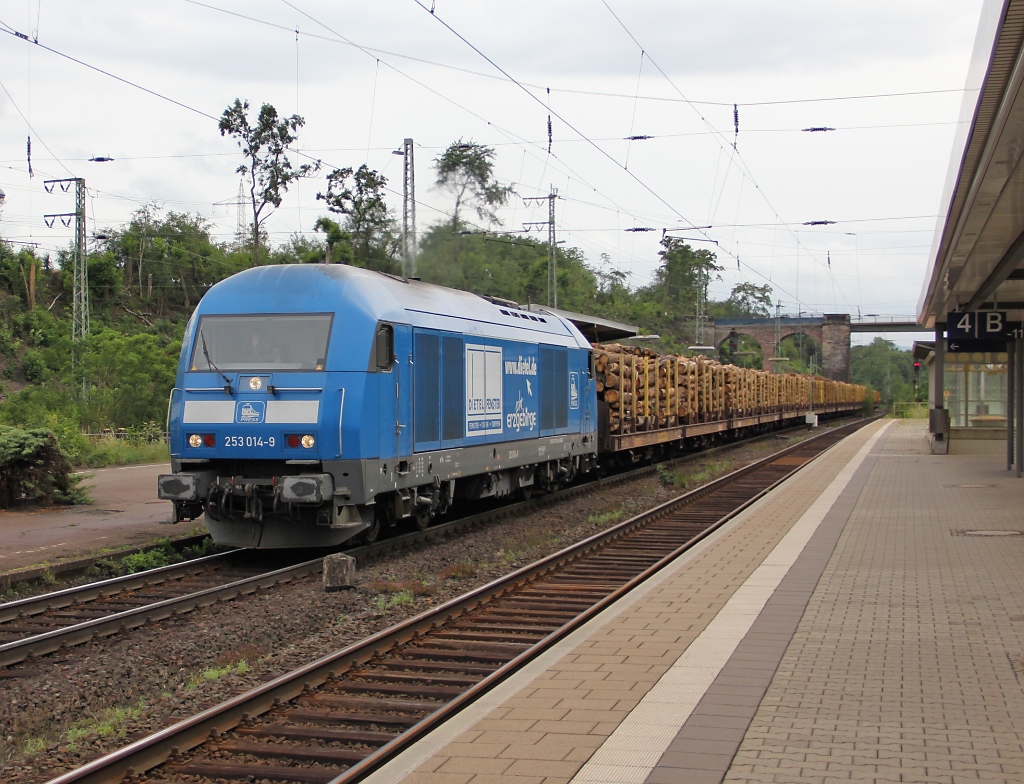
[592,343,865,436]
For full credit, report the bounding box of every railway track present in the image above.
[1,418,852,670]
[0,552,324,668]
[44,417,872,784]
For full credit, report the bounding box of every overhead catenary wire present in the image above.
[598,0,853,312]
[0,15,528,253]
[0,3,946,317]
[178,2,967,111]
[410,0,813,311]
[0,23,217,122]
[625,49,645,171]
[0,77,75,178]
[274,0,677,253]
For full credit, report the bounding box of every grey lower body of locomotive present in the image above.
[159,433,597,548]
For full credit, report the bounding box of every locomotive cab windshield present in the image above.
[189,313,333,372]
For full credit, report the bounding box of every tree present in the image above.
[0,243,43,307]
[850,337,923,405]
[593,261,632,323]
[649,238,723,338]
[316,165,398,271]
[724,282,773,318]
[219,99,319,266]
[104,208,239,316]
[312,217,353,265]
[434,139,514,228]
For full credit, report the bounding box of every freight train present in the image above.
[157,265,864,548]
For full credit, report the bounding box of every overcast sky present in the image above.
[0,0,988,345]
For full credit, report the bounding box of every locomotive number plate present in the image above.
[223,436,277,448]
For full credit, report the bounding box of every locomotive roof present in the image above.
[198,264,592,348]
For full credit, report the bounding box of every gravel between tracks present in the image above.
[0,427,837,783]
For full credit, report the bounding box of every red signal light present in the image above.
[203,434,216,447]
[286,434,301,448]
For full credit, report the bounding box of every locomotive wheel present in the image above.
[361,515,382,544]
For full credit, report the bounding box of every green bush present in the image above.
[0,425,90,507]
[21,350,47,382]
[655,463,676,487]
[92,539,185,577]
[118,544,178,574]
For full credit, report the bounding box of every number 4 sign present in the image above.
[947,311,1009,339]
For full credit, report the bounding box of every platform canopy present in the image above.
[527,304,638,344]
[919,0,1024,327]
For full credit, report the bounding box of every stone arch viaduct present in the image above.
[709,314,851,381]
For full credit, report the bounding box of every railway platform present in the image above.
[361,418,1024,784]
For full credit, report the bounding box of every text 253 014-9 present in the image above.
[223,436,276,448]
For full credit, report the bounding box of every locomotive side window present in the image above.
[189,313,332,372]
[375,323,394,371]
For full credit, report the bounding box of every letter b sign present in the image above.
[984,312,1004,335]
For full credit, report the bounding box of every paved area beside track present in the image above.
[0,462,194,574]
[360,419,1024,784]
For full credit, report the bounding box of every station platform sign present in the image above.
[946,311,1024,352]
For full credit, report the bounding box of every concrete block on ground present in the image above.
[323,552,356,591]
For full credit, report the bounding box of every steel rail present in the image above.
[2,415,862,670]
[0,551,237,624]
[0,556,323,668]
[42,417,873,784]
[0,444,716,668]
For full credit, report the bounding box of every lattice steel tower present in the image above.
[401,138,417,278]
[523,186,559,307]
[43,177,88,341]
[236,175,248,246]
[548,186,558,308]
[73,179,88,341]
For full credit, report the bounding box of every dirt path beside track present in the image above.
[0,463,199,574]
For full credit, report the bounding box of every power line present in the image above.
[411,2,816,311]
[181,4,967,111]
[549,85,968,108]
[0,22,218,121]
[2,4,906,313]
[0,78,75,177]
[598,0,855,311]
[268,2,663,245]
[182,0,912,301]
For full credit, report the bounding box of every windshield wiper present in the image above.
[200,330,232,394]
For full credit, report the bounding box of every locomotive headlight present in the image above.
[188,434,202,448]
[301,434,315,449]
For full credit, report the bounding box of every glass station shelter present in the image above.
[918,3,1024,466]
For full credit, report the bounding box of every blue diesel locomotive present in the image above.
[157,265,598,547]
